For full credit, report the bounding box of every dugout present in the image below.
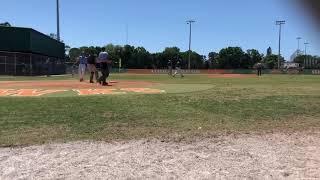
[0,26,65,76]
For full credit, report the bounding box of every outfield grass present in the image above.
[1,74,320,146]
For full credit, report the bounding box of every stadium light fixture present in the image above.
[304,42,309,55]
[56,0,60,41]
[297,37,302,51]
[187,20,195,70]
[304,42,310,67]
[276,20,285,69]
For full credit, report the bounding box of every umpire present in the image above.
[256,62,263,76]
[87,52,99,83]
[97,48,112,86]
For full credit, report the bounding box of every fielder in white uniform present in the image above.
[173,60,184,78]
[75,52,87,82]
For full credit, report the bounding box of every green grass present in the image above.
[0,74,320,146]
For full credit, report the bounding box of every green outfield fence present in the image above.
[62,67,320,76]
[116,69,320,75]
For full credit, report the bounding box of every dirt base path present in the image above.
[1,132,319,179]
[0,80,157,89]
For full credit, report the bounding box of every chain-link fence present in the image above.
[303,58,320,69]
[0,51,66,76]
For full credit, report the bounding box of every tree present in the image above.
[192,52,205,69]
[122,45,135,68]
[208,52,219,68]
[151,52,165,68]
[101,44,153,69]
[87,46,99,55]
[65,44,286,69]
[132,47,151,68]
[240,53,251,69]
[0,22,11,27]
[263,47,283,69]
[160,47,181,68]
[179,51,203,69]
[65,45,71,54]
[69,48,81,62]
[163,47,181,60]
[78,46,89,55]
[243,49,263,69]
[263,54,284,69]
[64,45,71,61]
[217,47,245,69]
[105,44,115,53]
[49,33,57,40]
[102,44,120,66]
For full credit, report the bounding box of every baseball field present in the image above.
[1,73,320,178]
[1,73,320,146]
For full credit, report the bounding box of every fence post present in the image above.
[30,54,32,76]
[14,53,17,75]
[4,56,7,74]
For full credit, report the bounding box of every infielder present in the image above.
[75,51,87,82]
[168,60,173,76]
[173,60,184,78]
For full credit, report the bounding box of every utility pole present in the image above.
[125,24,128,45]
[56,0,60,41]
[187,20,195,70]
[276,20,285,69]
[304,42,309,68]
[304,42,309,56]
[297,37,302,51]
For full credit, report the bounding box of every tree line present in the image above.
[67,44,290,69]
[2,22,319,69]
[68,45,205,69]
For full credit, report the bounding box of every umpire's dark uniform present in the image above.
[87,54,98,83]
[98,51,111,86]
[257,63,263,76]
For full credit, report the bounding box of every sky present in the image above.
[1,0,319,59]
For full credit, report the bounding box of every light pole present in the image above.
[126,24,128,45]
[56,0,60,41]
[187,20,195,70]
[276,20,285,69]
[304,42,309,68]
[297,37,302,51]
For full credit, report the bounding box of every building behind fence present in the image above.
[0,26,65,76]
